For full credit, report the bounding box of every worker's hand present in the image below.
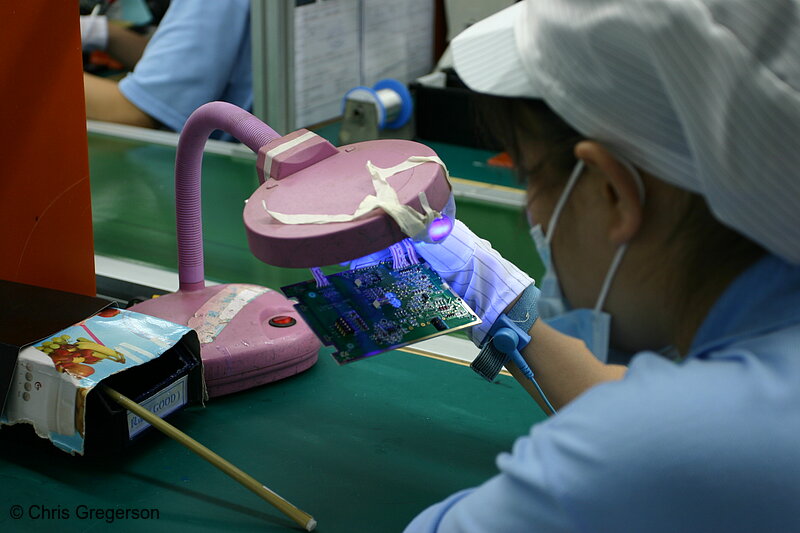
[414,220,534,345]
[348,220,534,346]
[80,14,109,51]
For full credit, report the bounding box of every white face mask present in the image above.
[529,160,643,362]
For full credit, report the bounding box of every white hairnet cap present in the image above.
[452,0,800,264]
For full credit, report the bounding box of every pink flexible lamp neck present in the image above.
[176,102,280,292]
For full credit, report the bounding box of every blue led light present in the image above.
[428,215,453,242]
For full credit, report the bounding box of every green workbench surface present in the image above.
[0,350,546,532]
[1,126,546,531]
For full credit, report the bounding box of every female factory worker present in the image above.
[402,0,800,531]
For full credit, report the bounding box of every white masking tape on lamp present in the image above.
[264,156,454,243]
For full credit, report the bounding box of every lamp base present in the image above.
[130,284,320,397]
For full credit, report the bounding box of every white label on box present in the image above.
[127,376,188,439]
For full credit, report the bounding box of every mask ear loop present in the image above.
[593,159,646,313]
[545,160,585,244]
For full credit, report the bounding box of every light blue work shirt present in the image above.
[119,0,252,140]
[406,254,800,532]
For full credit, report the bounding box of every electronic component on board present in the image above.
[430,317,448,331]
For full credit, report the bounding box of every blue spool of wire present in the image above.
[342,78,413,131]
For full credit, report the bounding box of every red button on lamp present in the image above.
[269,316,297,328]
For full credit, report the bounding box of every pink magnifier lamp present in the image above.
[131,102,452,397]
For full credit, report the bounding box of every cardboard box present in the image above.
[0,280,205,455]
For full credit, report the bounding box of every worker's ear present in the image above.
[574,141,644,246]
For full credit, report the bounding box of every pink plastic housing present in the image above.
[129,101,453,396]
[245,134,451,268]
[257,128,339,184]
[129,102,321,397]
[131,287,318,397]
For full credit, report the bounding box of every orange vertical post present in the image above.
[0,2,96,296]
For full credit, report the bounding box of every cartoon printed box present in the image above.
[0,280,205,455]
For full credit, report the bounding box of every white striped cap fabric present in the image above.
[452,0,800,264]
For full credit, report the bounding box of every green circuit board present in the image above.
[281,261,481,364]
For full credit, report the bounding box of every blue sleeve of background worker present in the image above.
[118,0,252,134]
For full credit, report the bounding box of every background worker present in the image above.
[82,0,251,138]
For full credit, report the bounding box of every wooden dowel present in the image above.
[102,385,316,531]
